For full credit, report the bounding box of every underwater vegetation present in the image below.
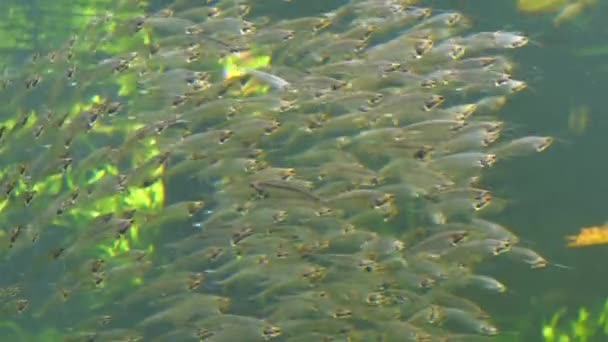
[543,298,608,342]
[0,0,559,340]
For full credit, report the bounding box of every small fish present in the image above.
[244,68,291,91]
[490,136,553,159]
[505,246,571,269]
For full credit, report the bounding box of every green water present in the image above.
[2,0,608,341]
[435,1,608,340]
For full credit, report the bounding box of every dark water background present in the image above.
[434,1,608,340]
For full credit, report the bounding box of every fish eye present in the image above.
[420,277,436,289]
[66,66,76,79]
[355,41,368,52]
[249,149,265,159]
[333,309,353,319]
[510,80,527,92]
[219,130,233,144]
[423,95,444,111]
[25,75,41,89]
[368,93,384,105]
[459,104,478,118]
[278,100,295,112]
[342,223,356,234]
[283,30,295,41]
[264,120,281,134]
[383,62,401,73]
[426,306,443,323]
[421,78,437,88]
[208,7,220,18]
[306,118,323,131]
[331,81,347,91]
[480,324,499,336]
[361,25,376,40]
[226,106,238,119]
[474,193,492,210]
[193,80,210,91]
[313,18,331,32]
[537,137,553,152]
[16,299,29,313]
[475,190,491,201]
[406,6,433,19]
[32,51,41,63]
[187,52,201,63]
[185,25,202,35]
[388,4,404,14]
[134,17,145,32]
[272,210,288,222]
[450,232,468,245]
[450,120,467,131]
[185,75,197,85]
[366,292,384,305]
[483,131,500,145]
[360,259,376,272]
[373,193,394,208]
[255,255,269,264]
[262,326,282,338]
[531,258,548,269]
[487,122,504,133]
[240,23,255,35]
[479,57,497,67]
[158,8,173,17]
[195,71,209,80]
[187,42,200,51]
[510,35,529,48]
[316,207,333,216]
[172,95,187,107]
[493,240,511,255]
[1,79,12,89]
[495,76,511,87]
[280,168,295,180]
[450,45,466,59]
[481,154,497,167]
[446,13,462,26]
[413,147,432,160]
[48,51,57,63]
[238,5,251,17]
[366,176,381,186]
[414,39,433,58]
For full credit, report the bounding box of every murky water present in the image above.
[1,1,607,341]
[437,1,608,340]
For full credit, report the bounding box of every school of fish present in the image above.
[0,0,555,340]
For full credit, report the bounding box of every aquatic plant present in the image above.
[543,298,608,342]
